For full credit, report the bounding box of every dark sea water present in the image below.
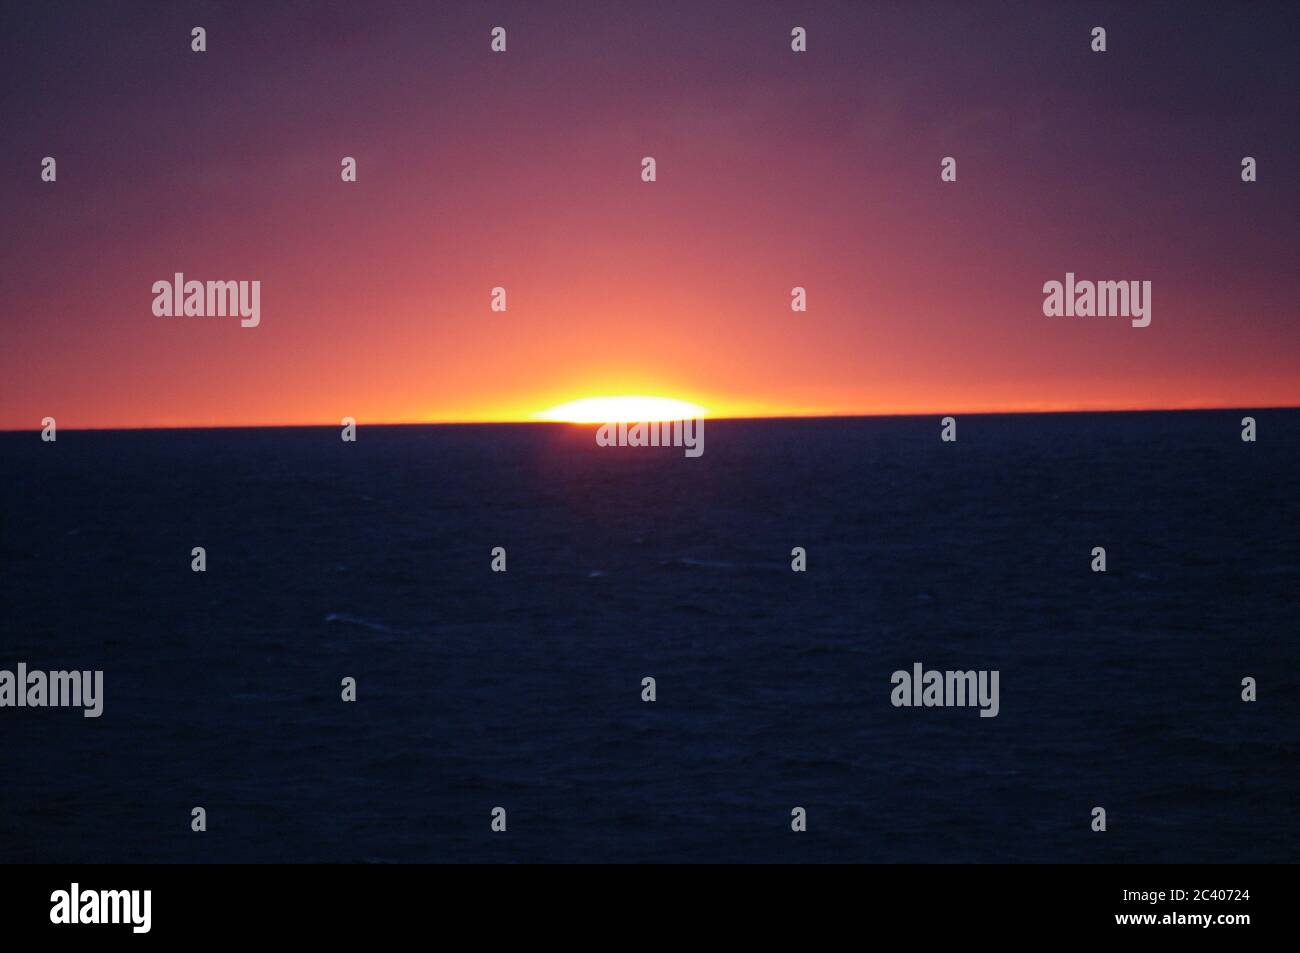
[1,412,1297,863]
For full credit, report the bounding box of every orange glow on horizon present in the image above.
[534,396,709,423]
[5,395,1300,432]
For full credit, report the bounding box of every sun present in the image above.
[534,396,708,423]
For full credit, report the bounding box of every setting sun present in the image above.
[534,396,708,423]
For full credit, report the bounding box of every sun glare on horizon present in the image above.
[535,396,709,424]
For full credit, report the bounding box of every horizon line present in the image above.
[3,403,1295,434]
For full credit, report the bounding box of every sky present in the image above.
[2,0,1297,429]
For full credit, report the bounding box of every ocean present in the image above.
[1,411,1296,863]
